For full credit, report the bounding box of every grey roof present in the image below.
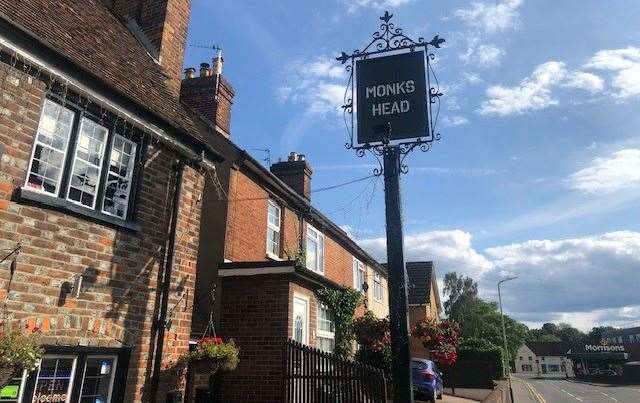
[406,261,434,305]
[604,327,640,337]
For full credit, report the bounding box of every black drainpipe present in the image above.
[149,160,184,402]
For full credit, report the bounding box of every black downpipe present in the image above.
[149,161,184,402]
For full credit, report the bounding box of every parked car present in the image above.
[411,358,444,402]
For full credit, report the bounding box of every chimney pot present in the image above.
[184,67,196,79]
[200,63,211,77]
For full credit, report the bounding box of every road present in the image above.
[514,376,640,403]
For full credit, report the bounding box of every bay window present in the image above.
[24,98,140,223]
[306,225,324,273]
[266,199,281,257]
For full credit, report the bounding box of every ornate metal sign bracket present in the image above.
[337,11,445,175]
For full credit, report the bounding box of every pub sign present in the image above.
[356,51,428,144]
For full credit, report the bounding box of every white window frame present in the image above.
[66,117,108,209]
[266,199,281,259]
[25,99,74,196]
[32,354,78,403]
[317,303,335,353]
[373,271,383,301]
[78,355,118,403]
[353,258,365,293]
[101,134,137,219]
[306,225,324,274]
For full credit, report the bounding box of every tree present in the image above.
[441,272,529,360]
[583,326,616,344]
[557,323,584,344]
[443,272,478,319]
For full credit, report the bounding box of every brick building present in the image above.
[191,145,390,399]
[0,0,229,401]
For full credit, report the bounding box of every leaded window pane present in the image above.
[102,134,137,219]
[26,99,74,195]
[67,118,107,208]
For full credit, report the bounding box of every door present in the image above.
[292,296,308,344]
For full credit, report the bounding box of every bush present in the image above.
[353,311,391,373]
[0,330,43,372]
[457,337,504,381]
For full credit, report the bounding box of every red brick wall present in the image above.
[224,169,301,262]
[110,0,191,96]
[218,275,290,402]
[0,62,203,401]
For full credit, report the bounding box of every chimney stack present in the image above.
[270,152,313,200]
[180,55,235,137]
[109,0,192,97]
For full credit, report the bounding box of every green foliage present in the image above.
[584,326,616,344]
[178,338,239,372]
[353,311,391,373]
[457,337,504,380]
[526,322,586,344]
[317,287,362,359]
[0,331,43,371]
[441,272,528,361]
[284,248,306,268]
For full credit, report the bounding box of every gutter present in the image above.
[148,161,184,402]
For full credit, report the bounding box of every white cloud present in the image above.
[484,231,640,319]
[441,115,470,127]
[562,71,605,93]
[479,61,604,116]
[584,47,640,99]
[359,230,494,279]
[479,61,566,115]
[454,0,523,33]
[279,57,346,116]
[460,41,505,68]
[568,149,640,194]
[344,0,414,12]
[355,229,640,328]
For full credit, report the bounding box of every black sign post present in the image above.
[338,11,444,403]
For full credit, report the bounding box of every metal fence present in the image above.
[283,339,388,403]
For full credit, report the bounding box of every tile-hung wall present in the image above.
[0,59,204,402]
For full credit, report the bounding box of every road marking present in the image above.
[559,388,584,401]
[600,391,618,402]
[525,381,546,403]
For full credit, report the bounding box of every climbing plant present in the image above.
[316,287,362,359]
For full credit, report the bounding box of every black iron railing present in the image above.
[283,339,388,403]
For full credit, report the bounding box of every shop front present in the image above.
[568,344,628,379]
[0,347,129,403]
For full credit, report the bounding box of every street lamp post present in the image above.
[498,276,517,403]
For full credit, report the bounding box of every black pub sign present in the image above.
[356,51,428,144]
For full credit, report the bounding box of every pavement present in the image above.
[415,394,478,403]
[512,375,640,403]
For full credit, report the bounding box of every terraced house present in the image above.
[193,147,391,401]
[0,0,227,401]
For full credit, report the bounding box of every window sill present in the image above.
[15,187,140,232]
[266,252,283,261]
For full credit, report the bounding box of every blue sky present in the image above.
[185,0,640,331]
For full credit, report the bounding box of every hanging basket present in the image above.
[192,359,220,376]
[0,366,18,389]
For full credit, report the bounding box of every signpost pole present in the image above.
[383,144,414,403]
